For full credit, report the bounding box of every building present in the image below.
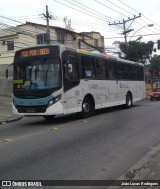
[79,31,105,52]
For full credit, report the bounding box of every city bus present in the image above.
[9,44,146,120]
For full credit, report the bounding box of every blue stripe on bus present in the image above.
[13,95,53,106]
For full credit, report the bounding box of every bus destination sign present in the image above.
[20,48,50,58]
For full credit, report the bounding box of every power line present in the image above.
[5,1,122,31]
[94,0,129,18]
[87,0,157,35]
[118,0,160,31]
[93,0,144,33]
[53,0,108,22]
[105,0,135,17]
[105,0,155,34]
[0,5,122,39]
[103,32,160,39]
[71,0,118,23]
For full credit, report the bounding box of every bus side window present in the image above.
[140,66,144,81]
[106,60,109,79]
[118,62,126,80]
[82,55,95,79]
[96,58,107,79]
[126,64,133,80]
[108,60,118,80]
[133,65,139,80]
[66,60,79,81]
[68,60,79,81]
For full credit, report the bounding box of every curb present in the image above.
[0,116,23,125]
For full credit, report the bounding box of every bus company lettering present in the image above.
[88,84,98,90]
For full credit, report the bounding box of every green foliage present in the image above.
[119,41,154,64]
[150,55,160,77]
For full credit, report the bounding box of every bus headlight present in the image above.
[48,94,62,107]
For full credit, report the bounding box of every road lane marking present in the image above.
[1,139,15,143]
[50,127,58,132]
[81,119,87,123]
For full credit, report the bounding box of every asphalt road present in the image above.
[1,100,160,188]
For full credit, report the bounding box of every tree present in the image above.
[119,41,154,64]
[149,55,160,77]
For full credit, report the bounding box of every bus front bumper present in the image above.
[12,101,64,116]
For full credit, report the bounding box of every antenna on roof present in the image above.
[63,16,74,31]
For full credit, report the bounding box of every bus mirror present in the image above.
[5,63,13,82]
[68,63,73,73]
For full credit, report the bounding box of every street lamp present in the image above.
[129,24,154,41]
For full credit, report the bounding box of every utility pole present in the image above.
[109,14,141,45]
[43,5,52,44]
[109,14,141,56]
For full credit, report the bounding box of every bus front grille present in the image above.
[16,105,47,113]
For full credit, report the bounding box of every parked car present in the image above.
[150,87,160,101]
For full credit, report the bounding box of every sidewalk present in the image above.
[107,144,160,189]
[0,95,22,125]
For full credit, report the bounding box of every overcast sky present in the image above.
[0,0,160,48]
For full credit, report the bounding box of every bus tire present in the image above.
[43,115,55,121]
[81,97,94,118]
[125,93,132,108]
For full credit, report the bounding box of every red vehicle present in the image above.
[150,87,160,101]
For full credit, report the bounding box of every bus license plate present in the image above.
[26,108,36,113]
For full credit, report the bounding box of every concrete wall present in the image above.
[0,64,12,96]
[146,83,156,97]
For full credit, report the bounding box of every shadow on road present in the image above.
[23,104,140,127]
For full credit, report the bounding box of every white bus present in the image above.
[10,44,146,120]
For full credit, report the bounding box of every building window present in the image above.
[57,32,65,44]
[94,39,98,47]
[7,41,14,51]
[37,33,47,44]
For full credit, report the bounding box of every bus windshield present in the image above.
[13,58,61,90]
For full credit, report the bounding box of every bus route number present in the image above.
[20,48,50,57]
[40,48,50,55]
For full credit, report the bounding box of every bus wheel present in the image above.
[43,115,55,121]
[81,97,94,118]
[125,93,132,108]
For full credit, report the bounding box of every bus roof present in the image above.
[77,49,108,59]
[77,49,144,66]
